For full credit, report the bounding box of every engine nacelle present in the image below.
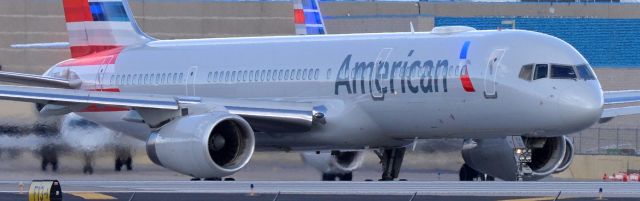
[301,151,365,174]
[461,136,573,181]
[146,112,255,178]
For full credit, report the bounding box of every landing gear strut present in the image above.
[376,147,406,181]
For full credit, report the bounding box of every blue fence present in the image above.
[435,17,640,68]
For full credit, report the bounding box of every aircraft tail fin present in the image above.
[293,0,327,35]
[62,0,153,58]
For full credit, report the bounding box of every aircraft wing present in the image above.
[0,71,81,89]
[0,84,319,132]
[601,90,640,122]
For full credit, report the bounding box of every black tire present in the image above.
[204,177,222,181]
[459,164,478,181]
[115,159,122,171]
[338,172,353,181]
[190,178,201,181]
[41,159,48,171]
[125,157,133,171]
[322,173,336,181]
[224,178,235,181]
[51,161,58,172]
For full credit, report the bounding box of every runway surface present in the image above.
[1,181,639,200]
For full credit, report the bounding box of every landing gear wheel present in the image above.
[224,178,236,181]
[51,161,58,172]
[322,173,336,181]
[41,159,48,171]
[204,177,222,181]
[338,172,353,181]
[190,178,201,181]
[459,164,479,181]
[115,159,123,171]
[378,147,406,181]
[125,157,133,171]
[83,165,93,174]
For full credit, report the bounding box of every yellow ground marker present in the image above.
[69,192,117,200]
[499,197,559,201]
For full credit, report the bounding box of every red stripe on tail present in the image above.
[59,46,123,67]
[63,0,93,22]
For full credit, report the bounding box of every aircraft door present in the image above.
[96,56,114,90]
[483,49,505,99]
[186,66,198,96]
[371,48,393,101]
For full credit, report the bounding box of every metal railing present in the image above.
[570,127,640,156]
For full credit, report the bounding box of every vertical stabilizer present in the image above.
[293,0,327,35]
[62,0,152,58]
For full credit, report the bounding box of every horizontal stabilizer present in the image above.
[10,42,70,49]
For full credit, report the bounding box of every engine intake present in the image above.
[461,136,573,181]
[147,112,255,178]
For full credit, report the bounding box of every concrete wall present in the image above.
[555,155,640,180]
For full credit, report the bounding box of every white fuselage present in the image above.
[45,29,603,151]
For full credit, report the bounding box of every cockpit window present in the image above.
[533,64,548,80]
[576,65,596,80]
[550,64,577,79]
[519,64,533,81]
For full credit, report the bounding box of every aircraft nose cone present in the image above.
[557,83,603,132]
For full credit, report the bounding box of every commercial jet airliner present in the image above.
[3,0,640,181]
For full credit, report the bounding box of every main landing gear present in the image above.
[459,164,495,181]
[322,172,353,181]
[375,147,406,181]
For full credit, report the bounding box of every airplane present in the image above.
[0,114,138,174]
[0,0,637,181]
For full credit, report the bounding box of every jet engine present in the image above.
[146,112,255,178]
[461,136,573,181]
[301,151,365,181]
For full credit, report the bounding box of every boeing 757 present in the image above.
[2,0,638,181]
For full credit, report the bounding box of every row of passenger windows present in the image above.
[207,68,322,83]
[518,64,596,81]
[111,72,185,86]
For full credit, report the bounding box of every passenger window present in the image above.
[126,75,131,85]
[308,68,313,80]
[179,73,184,83]
[161,73,166,84]
[297,69,302,80]
[273,70,278,81]
[172,73,177,84]
[249,70,254,81]
[243,70,248,82]
[156,73,161,85]
[266,70,271,81]
[115,75,121,85]
[278,70,283,80]
[284,70,290,80]
[261,70,266,81]
[534,64,548,80]
[576,65,596,80]
[290,69,296,80]
[519,64,533,81]
[550,64,577,79]
[314,69,320,80]
[237,71,242,82]
[207,72,212,82]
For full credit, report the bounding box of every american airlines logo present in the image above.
[334,42,475,101]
